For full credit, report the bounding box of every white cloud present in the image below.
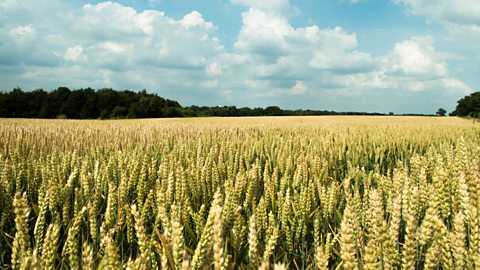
[8,25,36,45]
[381,36,447,79]
[291,80,307,95]
[307,26,374,73]
[1,0,17,9]
[366,36,472,95]
[441,78,471,94]
[234,7,375,74]
[75,2,224,71]
[395,0,480,27]
[64,45,84,61]
[231,0,290,14]
[206,62,223,76]
[180,11,214,29]
[81,2,144,34]
[95,41,126,53]
[234,8,292,62]
[0,1,228,103]
[0,0,474,113]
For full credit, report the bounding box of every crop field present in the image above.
[0,116,479,269]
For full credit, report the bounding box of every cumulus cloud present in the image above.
[0,0,474,113]
[381,36,447,79]
[8,25,36,45]
[370,36,471,96]
[206,62,223,76]
[229,0,467,110]
[394,0,480,51]
[74,2,224,71]
[391,0,477,108]
[307,27,374,73]
[231,0,290,14]
[441,78,471,94]
[234,8,291,62]
[180,11,214,29]
[291,80,307,95]
[0,0,227,101]
[394,0,480,27]
[232,4,376,92]
[64,45,84,61]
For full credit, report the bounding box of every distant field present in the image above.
[0,116,479,269]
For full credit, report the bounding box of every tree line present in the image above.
[0,87,451,119]
[0,87,182,119]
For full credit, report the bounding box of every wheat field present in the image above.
[0,116,479,269]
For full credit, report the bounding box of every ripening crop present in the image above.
[0,116,479,269]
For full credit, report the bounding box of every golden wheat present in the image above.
[0,116,478,269]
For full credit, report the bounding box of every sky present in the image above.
[0,0,479,114]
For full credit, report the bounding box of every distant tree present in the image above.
[79,88,98,118]
[6,88,27,117]
[0,92,6,117]
[96,88,119,115]
[129,96,157,118]
[100,109,111,119]
[111,106,128,118]
[0,87,412,119]
[166,99,181,108]
[265,106,283,116]
[164,107,181,118]
[60,90,88,119]
[25,89,48,117]
[436,108,447,116]
[39,87,71,118]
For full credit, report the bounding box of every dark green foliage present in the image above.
[182,106,392,117]
[0,87,439,119]
[0,87,181,119]
[436,108,447,116]
[451,91,480,117]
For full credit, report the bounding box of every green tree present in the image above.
[451,92,480,117]
[436,108,447,116]
[111,106,128,118]
[265,106,283,116]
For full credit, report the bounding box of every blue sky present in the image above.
[1,0,479,113]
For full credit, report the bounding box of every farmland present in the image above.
[0,116,479,269]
